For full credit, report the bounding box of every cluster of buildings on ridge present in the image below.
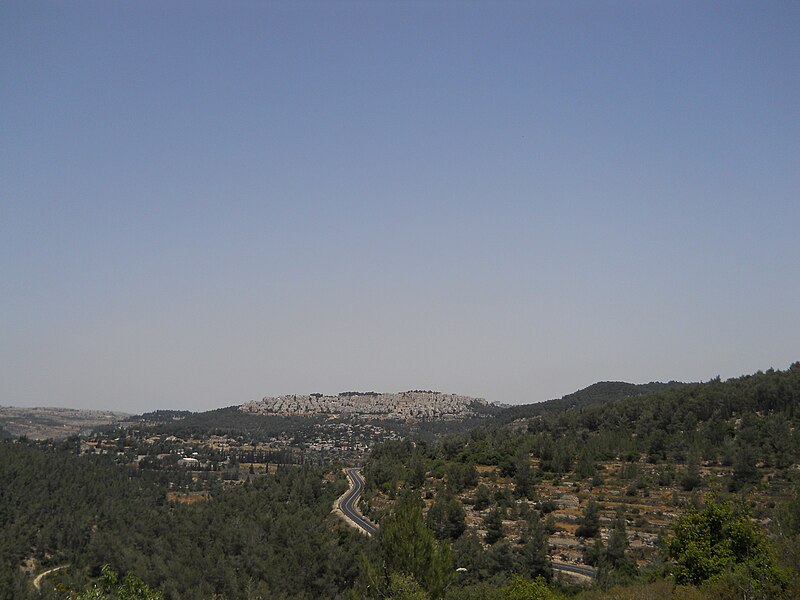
[240,390,489,421]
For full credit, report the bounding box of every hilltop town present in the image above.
[240,390,490,421]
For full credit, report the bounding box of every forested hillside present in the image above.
[495,380,687,425]
[146,406,322,441]
[460,364,800,474]
[357,364,800,599]
[2,364,798,599]
[0,441,365,599]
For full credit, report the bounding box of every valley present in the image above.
[1,364,799,599]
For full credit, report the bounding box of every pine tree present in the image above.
[519,511,552,581]
[599,508,637,584]
[380,491,453,598]
[576,500,601,539]
[514,449,535,500]
[483,506,505,545]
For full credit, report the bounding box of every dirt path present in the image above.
[33,565,68,591]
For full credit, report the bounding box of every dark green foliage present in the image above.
[127,410,193,424]
[485,540,517,576]
[519,512,551,581]
[384,572,430,600]
[76,564,162,599]
[767,417,793,470]
[575,452,597,479]
[0,440,364,599]
[419,364,800,500]
[445,461,479,494]
[582,537,604,568]
[409,449,428,488]
[772,487,800,596]
[729,443,759,491]
[668,499,786,594]
[451,531,489,583]
[472,484,492,511]
[372,491,453,598]
[357,365,800,599]
[680,451,702,491]
[426,494,467,540]
[151,405,322,442]
[513,449,535,499]
[495,381,687,424]
[483,507,505,545]
[364,439,417,494]
[597,509,637,586]
[576,500,601,539]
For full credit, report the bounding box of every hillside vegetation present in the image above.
[495,380,687,424]
[358,363,800,599]
[0,441,364,599]
[2,363,798,599]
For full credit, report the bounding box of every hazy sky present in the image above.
[2,1,798,412]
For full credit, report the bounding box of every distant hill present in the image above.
[0,406,129,440]
[494,380,687,425]
[149,405,321,441]
[124,409,195,424]
[489,363,800,472]
[134,384,691,440]
[241,390,490,422]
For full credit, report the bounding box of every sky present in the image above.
[2,1,798,412]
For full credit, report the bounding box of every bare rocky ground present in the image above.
[0,406,129,440]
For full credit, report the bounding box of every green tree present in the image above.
[575,500,601,539]
[668,499,786,594]
[386,572,430,600]
[729,444,759,492]
[680,451,702,491]
[409,451,427,488]
[451,531,488,584]
[582,537,603,567]
[499,575,562,600]
[380,491,454,598]
[514,449,535,500]
[598,509,637,585]
[483,507,504,545]
[519,511,551,581]
[773,486,800,577]
[76,565,163,600]
[575,452,597,480]
[426,494,466,541]
[473,485,491,511]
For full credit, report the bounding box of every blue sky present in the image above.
[2,1,798,411]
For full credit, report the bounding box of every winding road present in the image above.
[338,468,378,536]
[337,468,595,579]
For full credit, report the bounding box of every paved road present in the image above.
[339,469,595,579]
[339,468,378,536]
[551,561,596,579]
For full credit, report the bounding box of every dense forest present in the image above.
[0,441,365,599]
[424,364,800,478]
[493,381,687,425]
[145,406,324,442]
[140,404,500,444]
